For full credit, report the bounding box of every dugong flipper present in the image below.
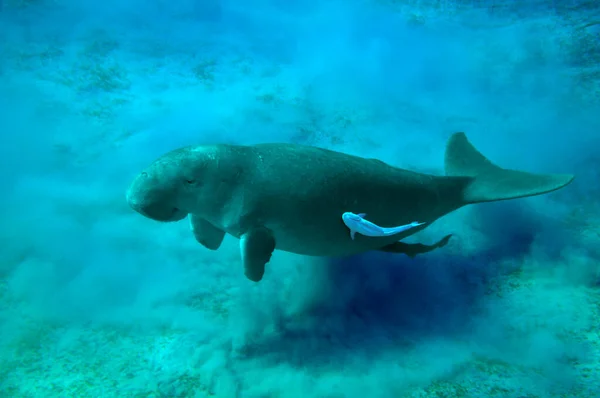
[189,214,225,250]
[241,227,276,282]
[126,132,574,283]
[191,213,273,280]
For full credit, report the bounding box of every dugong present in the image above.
[126,132,574,282]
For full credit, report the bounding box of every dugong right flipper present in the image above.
[241,227,276,282]
[378,234,453,258]
[190,214,225,250]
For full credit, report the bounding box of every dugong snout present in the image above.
[126,171,188,222]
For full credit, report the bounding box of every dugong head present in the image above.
[126,146,218,222]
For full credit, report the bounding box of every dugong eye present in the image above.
[185,179,196,184]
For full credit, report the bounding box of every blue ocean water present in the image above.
[1,0,599,397]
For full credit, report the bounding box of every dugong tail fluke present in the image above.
[445,132,574,205]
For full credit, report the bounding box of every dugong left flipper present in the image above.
[379,234,453,258]
[241,227,276,282]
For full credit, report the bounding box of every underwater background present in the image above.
[1,0,600,397]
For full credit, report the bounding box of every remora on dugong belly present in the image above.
[126,132,574,282]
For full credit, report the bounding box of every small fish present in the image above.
[342,212,425,240]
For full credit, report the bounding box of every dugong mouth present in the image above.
[131,203,188,222]
[126,190,188,222]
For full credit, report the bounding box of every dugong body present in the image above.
[126,132,574,282]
